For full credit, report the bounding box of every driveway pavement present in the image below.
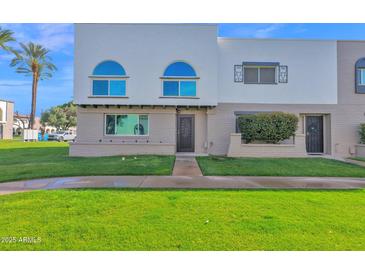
[0,175,365,195]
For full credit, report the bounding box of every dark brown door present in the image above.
[177,115,195,152]
[306,116,324,153]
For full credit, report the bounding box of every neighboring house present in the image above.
[13,113,77,135]
[0,99,14,140]
[13,113,41,135]
[71,24,365,157]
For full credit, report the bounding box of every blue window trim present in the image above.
[163,61,197,77]
[91,79,127,97]
[93,60,127,76]
[162,79,197,97]
[355,58,365,93]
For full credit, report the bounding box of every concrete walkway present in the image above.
[1,175,365,195]
[172,156,203,176]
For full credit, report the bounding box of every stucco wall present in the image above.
[73,106,208,156]
[337,41,365,105]
[218,38,338,104]
[207,103,365,158]
[74,24,218,106]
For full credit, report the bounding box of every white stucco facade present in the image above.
[218,38,338,104]
[74,24,219,106]
[72,24,365,158]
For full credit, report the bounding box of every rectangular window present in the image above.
[92,79,126,96]
[244,66,277,84]
[163,80,196,97]
[360,68,365,85]
[244,67,259,83]
[105,114,149,136]
[93,80,108,95]
[110,80,126,96]
[180,81,196,96]
[163,81,179,96]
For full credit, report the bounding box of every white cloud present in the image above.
[253,24,285,38]
[0,23,73,53]
[0,79,32,87]
[219,24,286,39]
[35,24,73,52]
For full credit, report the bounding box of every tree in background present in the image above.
[41,101,76,131]
[0,26,16,54]
[11,42,57,129]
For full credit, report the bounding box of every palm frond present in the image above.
[0,26,16,53]
[12,42,57,79]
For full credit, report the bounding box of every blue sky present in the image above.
[1,23,365,115]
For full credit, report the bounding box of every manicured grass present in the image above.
[197,156,365,177]
[350,157,365,162]
[0,189,364,250]
[0,140,175,183]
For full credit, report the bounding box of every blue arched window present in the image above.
[162,61,198,97]
[356,58,365,93]
[91,61,127,96]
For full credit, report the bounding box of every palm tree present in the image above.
[11,42,57,129]
[0,26,16,54]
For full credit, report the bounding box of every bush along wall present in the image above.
[359,123,365,144]
[237,112,299,144]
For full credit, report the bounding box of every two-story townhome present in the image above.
[70,24,365,158]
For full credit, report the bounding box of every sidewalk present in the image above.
[1,175,365,195]
[172,156,203,176]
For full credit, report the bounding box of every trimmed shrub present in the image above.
[359,124,365,144]
[237,112,299,144]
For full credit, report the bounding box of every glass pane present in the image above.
[116,114,139,135]
[360,69,365,85]
[260,67,276,83]
[139,115,149,135]
[93,60,126,75]
[110,80,126,96]
[180,81,196,96]
[105,115,115,135]
[244,67,259,83]
[163,81,179,96]
[163,62,196,77]
[93,80,108,95]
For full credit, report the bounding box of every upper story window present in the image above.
[161,62,198,97]
[360,69,365,85]
[91,60,128,96]
[243,62,279,84]
[355,58,365,93]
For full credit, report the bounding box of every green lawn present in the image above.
[0,189,364,250]
[0,140,175,183]
[197,156,365,177]
[350,157,365,162]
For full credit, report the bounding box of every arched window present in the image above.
[355,58,365,93]
[162,61,198,97]
[91,60,128,96]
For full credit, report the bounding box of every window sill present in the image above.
[160,76,200,80]
[159,96,200,99]
[88,96,129,98]
[89,75,130,79]
[244,82,278,85]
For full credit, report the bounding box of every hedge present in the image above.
[359,124,365,144]
[237,112,298,144]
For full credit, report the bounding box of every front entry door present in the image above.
[177,115,195,152]
[306,116,324,153]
